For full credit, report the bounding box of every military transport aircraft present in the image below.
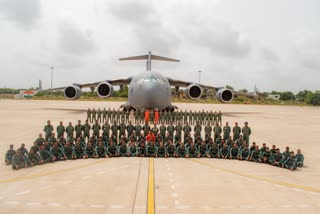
[44,51,257,111]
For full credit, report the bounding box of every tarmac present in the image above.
[0,99,319,214]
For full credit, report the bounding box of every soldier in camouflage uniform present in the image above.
[249,145,260,162]
[5,145,16,165]
[197,141,210,158]
[217,110,222,125]
[207,142,220,158]
[92,120,101,137]
[51,142,67,160]
[232,122,241,141]
[126,121,134,137]
[39,145,55,163]
[96,141,107,158]
[166,140,175,157]
[97,108,102,123]
[238,144,250,161]
[213,122,222,142]
[183,122,192,141]
[44,120,54,141]
[84,142,98,158]
[175,142,187,158]
[295,149,304,167]
[102,120,110,142]
[128,141,138,157]
[83,120,91,142]
[102,108,107,123]
[175,121,183,140]
[107,141,118,157]
[159,122,166,139]
[186,142,198,158]
[87,108,91,123]
[283,151,297,171]
[27,148,43,166]
[75,120,83,139]
[66,122,74,139]
[223,122,231,141]
[220,143,229,159]
[63,142,74,159]
[272,148,283,167]
[11,150,28,170]
[194,121,202,138]
[56,121,65,139]
[229,143,239,159]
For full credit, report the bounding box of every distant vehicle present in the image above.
[43,51,257,111]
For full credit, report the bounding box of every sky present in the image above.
[0,0,319,92]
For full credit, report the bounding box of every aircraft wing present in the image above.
[167,78,219,91]
[40,78,132,91]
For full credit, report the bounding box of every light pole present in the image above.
[50,66,54,96]
[198,70,202,83]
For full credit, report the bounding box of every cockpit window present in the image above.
[137,73,164,84]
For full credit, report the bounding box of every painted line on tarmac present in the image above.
[147,158,155,214]
[190,159,320,193]
[0,159,106,184]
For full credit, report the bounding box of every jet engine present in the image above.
[185,84,202,100]
[97,82,113,98]
[216,88,233,103]
[64,85,82,100]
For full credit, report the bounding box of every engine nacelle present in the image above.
[216,88,233,103]
[64,85,82,100]
[97,82,113,98]
[185,84,202,100]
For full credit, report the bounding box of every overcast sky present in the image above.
[0,0,319,92]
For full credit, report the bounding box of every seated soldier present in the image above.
[64,142,74,160]
[51,142,67,160]
[220,143,229,159]
[295,149,304,167]
[128,141,138,157]
[197,141,210,158]
[129,132,137,143]
[229,143,239,159]
[44,141,51,151]
[39,145,56,163]
[260,143,267,154]
[107,141,118,157]
[235,135,244,149]
[260,147,272,164]
[205,133,213,145]
[30,141,40,154]
[225,136,233,148]
[207,142,220,158]
[27,148,43,166]
[96,141,107,158]
[184,133,193,145]
[118,140,128,157]
[249,142,256,153]
[166,140,176,157]
[146,141,156,157]
[35,133,45,146]
[175,142,187,158]
[138,141,147,157]
[84,142,98,158]
[73,142,85,159]
[270,145,277,155]
[48,133,57,146]
[5,144,16,165]
[283,151,297,171]
[58,134,67,147]
[238,144,250,160]
[11,150,28,170]
[155,133,163,147]
[156,141,166,157]
[272,148,283,167]
[282,146,290,165]
[17,143,28,157]
[249,145,260,162]
[186,142,198,158]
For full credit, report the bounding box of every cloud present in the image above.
[57,20,96,56]
[260,47,279,62]
[0,0,41,28]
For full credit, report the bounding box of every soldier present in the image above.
[149,109,154,124]
[138,141,146,157]
[295,149,304,167]
[107,108,112,123]
[270,145,277,155]
[17,143,28,157]
[235,135,244,149]
[75,120,83,139]
[167,111,172,125]
[39,145,55,163]
[27,148,43,166]
[183,122,192,141]
[145,141,155,157]
[135,122,142,136]
[156,141,166,157]
[48,133,57,145]
[197,141,210,158]
[229,143,239,159]
[272,149,283,167]
[200,110,206,125]
[183,110,188,124]
[159,122,166,139]
[118,120,126,139]
[194,121,202,137]
[282,146,291,165]
[175,121,183,139]
[238,144,250,160]
[223,122,231,141]
[127,121,135,137]
[84,142,98,158]
[11,150,28,170]
[107,141,118,157]
[29,142,39,155]
[51,142,67,160]
[249,142,256,153]
[163,110,168,124]
[118,140,128,157]
[174,132,181,144]
[87,108,91,123]
[260,143,267,154]
[129,109,135,124]
[283,151,297,171]
[186,142,198,158]
[67,133,76,145]
[175,142,187,158]
[56,121,65,139]
[116,109,121,123]
[102,108,107,123]
[91,108,97,123]
[96,141,107,158]
[124,110,130,124]
[204,121,212,137]
[220,143,229,159]
[166,140,176,157]
[65,122,74,139]
[242,122,251,146]
[110,108,116,123]
[146,130,156,143]
[143,122,151,137]
[63,142,74,160]
[102,120,110,142]
[260,147,272,164]
[35,133,45,146]
[111,121,119,141]
[151,124,159,136]
[217,110,222,125]
[134,109,139,124]
[5,145,16,165]
[213,122,222,142]
[96,108,102,123]
[127,141,138,157]
[83,120,91,142]
[232,122,241,141]
[207,142,220,158]
[189,110,194,125]
[44,120,54,141]
[129,131,138,143]
[249,145,260,162]
[92,120,101,137]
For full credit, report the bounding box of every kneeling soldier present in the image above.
[128,141,139,157]
[138,141,147,157]
[84,142,98,158]
[73,142,85,159]
[166,141,176,157]
[220,143,229,159]
[295,149,304,167]
[156,141,166,157]
[5,144,16,165]
[175,142,187,158]
[11,150,27,170]
[238,145,250,160]
[118,140,128,157]
[283,151,297,171]
[146,141,156,157]
[229,143,239,159]
[107,141,118,157]
[197,141,210,158]
[186,142,198,158]
[96,141,107,158]
[207,142,220,158]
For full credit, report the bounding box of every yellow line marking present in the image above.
[190,159,320,193]
[0,159,105,184]
[147,158,155,214]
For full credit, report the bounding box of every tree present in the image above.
[280,91,295,101]
[239,89,248,93]
[296,90,312,102]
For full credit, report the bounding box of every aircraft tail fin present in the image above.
[119,51,179,70]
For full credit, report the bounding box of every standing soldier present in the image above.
[209,110,214,125]
[189,110,193,125]
[91,108,96,123]
[217,110,222,125]
[213,111,217,124]
[242,122,251,146]
[75,120,83,139]
[134,109,139,124]
[163,110,168,124]
[124,110,129,124]
[151,124,159,136]
[159,122,166,139]
[167,121,175,139]
[57,121,65,139]
[102,120,110,142]
[183,122,192,141]
[92,120,101,137]
[116,109,121,123]
[119,120,127,139]
[143,122,151,137]
[135,122,142,136]
[194,121,202,137]
[66,122,74,139]
[213,122,222,142]
[200,110,205,125]
[111,121,119,141]
[102,108,107,123]
[204,121,212,137]
[83,120,91,142]
[97,108,102,123]
[107,108,112,123]
[175,121,183,140]
[232,122,241,141]
[150,109,154,124]
[127,121,135,137]
[223,122,231,141]
[183,110,188,125]
[168,111,172,125]
[87,108,91,123]
[111,108,116,123]
[44,120,54,141]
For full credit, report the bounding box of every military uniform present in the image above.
[66,124,74,138]
[194,124,202,137]
[138,143,146,157]
[143,123,151,137]
[187,144,198,158]
[128,144,138,157]
[198,144,209,157]
[107,143,118,157]
[96,144,107,158]
[204,124,212,136]
[51,145,66,160]
[242,125,251,145]
[238,147,250,160]
[12,153,27,170]
[27,152,41,166]
[151,126,159,136]
[85,145,97,158]
[87,109,91,123]
[220,145,229,159]
[233,125,241,141]
[295,153,304,167]
[213,125,222,142]
[40,148,54,163]
[183,124,191,140]
[229,145,239,159]
[207,143,220,158]
[5,149,16,164]
[57,124,65,139]
[97,109,102,123]
[102,108,107,123]
[44,123,54,141]
[64,144,73,159]
[217,111,222,125]
[175,124,183,139]
[146,143,156,157]
[35,136,45,146]
[272,152,283,167]
[75,123,83,139]
[175,145,186,158]
[223,125,231,141]
[283,155,297,170]
[156,145,166,157]
[166,144,175,157]
[92,123,101,137]
[250,148,260,162]
[159,124,166,139]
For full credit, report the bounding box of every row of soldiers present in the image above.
[5,137,303,171]
[86,108,223,125]
[42,119,251,146]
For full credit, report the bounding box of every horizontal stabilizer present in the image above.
[119,54,179,62]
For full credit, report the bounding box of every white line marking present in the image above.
[40,186,50,190]
[27,202,41,206]
[63,180,72,184]
[47,203,61,207]
[96,171,105,175]
[157,205,168,209]
[70,204,84,207]
[176,205,190,209]
[90,204,105,208]
[16,190,30,195]
[82,176,90,180]
[5,201,19,205]
[110,204,125,209]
